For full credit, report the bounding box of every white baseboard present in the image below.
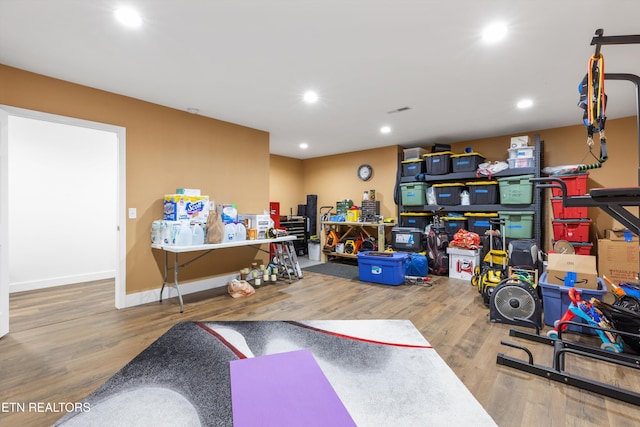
[122,274,235,309]
[9,270,116,293]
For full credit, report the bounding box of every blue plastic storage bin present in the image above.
[357,251,408,286]
[538,272,608,335]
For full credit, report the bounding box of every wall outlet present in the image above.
[128,208,137,219]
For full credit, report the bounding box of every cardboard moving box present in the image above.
[546,253,599,289]
[605,229,639,242]
[597,238,639,284]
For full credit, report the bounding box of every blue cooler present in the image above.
[357,251,408,286]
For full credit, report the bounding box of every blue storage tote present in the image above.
[400,183,428,206]
[357,251,408,285]
[538,272,607,335]
[498,211,534,239]
[497,174,534,204]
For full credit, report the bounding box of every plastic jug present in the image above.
[224,223,237,242]
[235,222,247,241]
[191,222,205,245]
[175,221,193,246]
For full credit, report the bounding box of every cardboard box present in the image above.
[237,214,272,239]
[546,253,598,289]
[597,239,639,283]
[447,247,480,281]
[605,229,638,242]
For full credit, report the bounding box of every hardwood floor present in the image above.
[1,272,639,426]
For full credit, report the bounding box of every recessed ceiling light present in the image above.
[114,7,142,28]
[482,22,507,43]
[380,126,391,134]
[299,142,309,149]
[517,99,533,109]
[303,90,319,104]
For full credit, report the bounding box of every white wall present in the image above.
[8,116,117,292]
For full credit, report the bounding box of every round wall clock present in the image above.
[357,164,373,181]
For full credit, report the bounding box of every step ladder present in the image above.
[271,241,303,282]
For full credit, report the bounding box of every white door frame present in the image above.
[0,106,127,331]
[0,109,9,337]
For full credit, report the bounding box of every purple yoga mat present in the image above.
[229,349,356,427]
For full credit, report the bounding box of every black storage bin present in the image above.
[432,183,465,205]
[442,217,468,239]
[399,212,432,230]
[450,152,486,173]
[423,151,452,175]
[401,158,426,177]
[465,213,498,236]
[466,181,499,204]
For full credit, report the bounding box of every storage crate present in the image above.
[465,212,498,236]
[551,241,593,255]
[433,182,465,206]
[399,212,432,230]
[391,227,423,252]
[401,158,426,177]
[508,146,535,159]
[403,147,428,160]
[550,172,589,197]
[423,151,452,175]
[450,152,486,173]
[447,247,480,280]
[497,174,534,204]
[498,211,534,239]
[552,219,591,242]
[357,251,408,286]
[508,157,534,169]
[539,272,607,335]
[400,183,428,206]
[551,197,588,219]
[442,217,468,239]
[466,181,499,204]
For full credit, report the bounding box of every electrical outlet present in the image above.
[128,208,137,219]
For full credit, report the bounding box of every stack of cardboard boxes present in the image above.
[597,229,639,284]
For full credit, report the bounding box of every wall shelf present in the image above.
[320,221,396,262]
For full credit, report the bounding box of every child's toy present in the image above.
[546,287,623,353]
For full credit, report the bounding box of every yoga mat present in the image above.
[230,349,356,427]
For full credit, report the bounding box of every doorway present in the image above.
[0,105,126,337]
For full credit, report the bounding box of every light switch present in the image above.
[128,208,137,219]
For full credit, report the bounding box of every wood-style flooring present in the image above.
[1,270,639,426]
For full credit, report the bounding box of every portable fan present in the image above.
[490,278,542,329]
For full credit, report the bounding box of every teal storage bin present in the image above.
[498,211,534,238]
[497,174,534,204]
[400,183,428,206]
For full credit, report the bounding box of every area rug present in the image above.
[53,320,496,426]
[302,262,359,280]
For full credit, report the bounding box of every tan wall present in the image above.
[269,155,305,217]
[0,65,271,295]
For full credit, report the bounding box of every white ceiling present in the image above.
[2,1,640,159]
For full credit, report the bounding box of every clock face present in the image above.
[358,164,373,181]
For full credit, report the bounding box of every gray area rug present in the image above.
[302,262,360,280]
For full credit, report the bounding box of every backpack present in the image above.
[426,228,449,275]
[508,239,539,270]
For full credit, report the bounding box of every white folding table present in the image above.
[152,235,298,312]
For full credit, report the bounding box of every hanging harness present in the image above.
[577,53,608,170]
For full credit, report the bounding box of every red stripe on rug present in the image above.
[196,322,248,359]
[285,321,433,349]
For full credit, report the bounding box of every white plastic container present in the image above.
[175,221,193,246]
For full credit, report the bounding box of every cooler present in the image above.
[357,251,408,286]
[447,247,480,281]
[391,227,423,252]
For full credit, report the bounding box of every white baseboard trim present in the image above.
[122,274,236,309]
[10,270,116,293]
